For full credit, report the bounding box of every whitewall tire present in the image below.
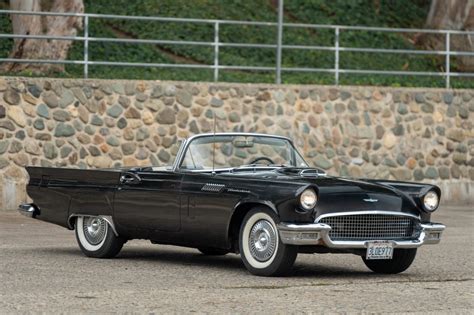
[239,208,298,276]
[75,216,125,258]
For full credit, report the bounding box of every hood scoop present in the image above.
[299,168,327,177]
[275,167,327,178]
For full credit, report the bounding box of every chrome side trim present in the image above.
[68,214,119,236]
[277,220,445,248]
[315,210,421,223]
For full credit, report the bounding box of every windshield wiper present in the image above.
[268,164,291,168]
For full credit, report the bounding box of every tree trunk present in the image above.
[3,0,43,72]
[1,0,84,74]
[417,0,474,72]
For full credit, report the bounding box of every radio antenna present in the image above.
[212,111,216,175]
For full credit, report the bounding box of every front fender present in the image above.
[224,199,279,249]
[231,199,278,218]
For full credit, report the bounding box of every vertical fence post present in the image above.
[275,0,284,84]
[334,26,339,85]
[445,31,450,89]
[83,15,89,79]
[213,21,219,82]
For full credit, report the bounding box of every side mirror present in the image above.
[120,172,141,185]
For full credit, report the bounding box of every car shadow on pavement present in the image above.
[31,247,84,256]
[117,248,247,271]
[119,247,386,278]
[291,265,374,278]
[33,245,384,278]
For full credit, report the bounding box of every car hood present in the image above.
[224,168,417,214]
[305,176,407,213]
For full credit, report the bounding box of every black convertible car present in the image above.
[19,133,445,276]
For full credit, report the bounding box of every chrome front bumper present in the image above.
[277,222,446,248]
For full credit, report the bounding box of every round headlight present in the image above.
[423,191,439,212]
[300,189,317,210]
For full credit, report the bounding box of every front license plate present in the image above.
[366,241,394,260]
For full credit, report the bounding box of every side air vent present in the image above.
[201,183,225,193]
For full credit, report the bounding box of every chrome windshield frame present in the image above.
[171,132,306,172]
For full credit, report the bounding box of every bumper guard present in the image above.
[18,203,40,218]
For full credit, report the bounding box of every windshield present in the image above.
[179,135,308,170]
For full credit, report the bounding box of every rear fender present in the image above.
[68,214,119,236]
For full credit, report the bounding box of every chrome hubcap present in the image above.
[82,217,107,245]
[249,219,277,262]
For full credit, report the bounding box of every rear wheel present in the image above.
[362,248,417,274]
[75,216,125,258]
[239,208,298,276]
[197,248,228,256]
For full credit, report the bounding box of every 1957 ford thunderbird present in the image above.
[19,132,445,276]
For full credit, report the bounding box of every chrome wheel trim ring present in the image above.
[248,219,277,262]
[241,212,279,269]
[82,216,107,245]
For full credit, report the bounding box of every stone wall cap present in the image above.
[1,76,472,92]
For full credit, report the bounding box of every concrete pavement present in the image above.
[0,205,472,313]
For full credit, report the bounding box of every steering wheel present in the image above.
[249,157,275,165]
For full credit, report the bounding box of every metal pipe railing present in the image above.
[445,32,451,89]
[213,21,220,82]
[275,0,284,84]
[1,9,473,34]
[0,9,473,87]
[83,15,89,79]
[334,26,340,85]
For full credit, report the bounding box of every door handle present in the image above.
[120,172,142,185]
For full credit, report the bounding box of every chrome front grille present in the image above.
[318,213,420,241]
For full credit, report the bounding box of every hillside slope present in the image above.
[0,0,472,87]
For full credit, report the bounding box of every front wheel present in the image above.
[75,216,125,258]
[239,208,298,276]
[362,248,417,274]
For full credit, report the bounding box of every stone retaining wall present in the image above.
[0,77,472,209]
